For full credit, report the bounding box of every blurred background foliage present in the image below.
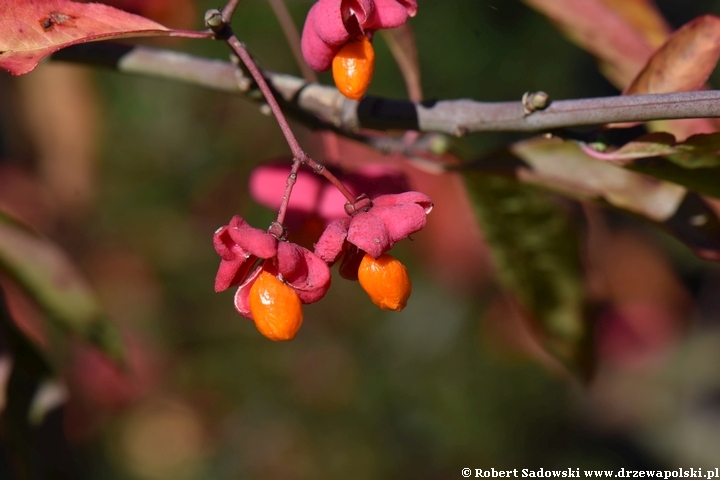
[3,0,720,478]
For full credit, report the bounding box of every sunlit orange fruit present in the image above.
[357,253,412,311]
[249,271,303,341]
[332,35,375,100]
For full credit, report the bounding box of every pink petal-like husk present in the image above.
[277,242,332,303]
[312,0,376,44]
[276,241,303,278]
[226,216,278,259]
[396,0,417,17]
[213,216,277,292]
[312,0,349,44]
[250,162,323,215]
[372,191,433,213]
[314,217,351,263]
[233,265,265,320]
[301,7,341,71]
[213,225,238,260]
[370,203,428,243]
[365,0,409,29]
[341,0,375,27]
[297,248,332,303]
[347,211,390,258]
[214,254,256,292]
[399,0,417,17]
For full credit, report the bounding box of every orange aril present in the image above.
[357,253,412,311]
[332,35,375,100]
[249,271,303,341]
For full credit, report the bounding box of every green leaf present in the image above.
[0,212,122,360]
[629,158,720,198]
[580,132,720,198]
[462,172,591,378]
[584,132,677,163]
[581,132,720,168]
[667,133,720,168]
[465,138,720,262]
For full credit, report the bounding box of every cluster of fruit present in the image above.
[218,0,425,340]
[249,253,411,341]
[214,192,432,341]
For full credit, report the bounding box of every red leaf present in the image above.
[625,15,720,95]
[0,0,210,76]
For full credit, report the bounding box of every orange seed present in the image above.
[332,35,375,100]
[249,271,303,341]
[357,253,412,311]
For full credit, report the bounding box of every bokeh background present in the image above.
[3,0,720,478]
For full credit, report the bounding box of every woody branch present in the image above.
[52,43,720,137]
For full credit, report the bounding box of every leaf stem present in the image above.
[224,34,355,195]
[275,159,302,227]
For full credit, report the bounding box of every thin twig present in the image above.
[205,10,357,215]
[223,34,354,200]
[275,160,302,227]
[224,33,305,158]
